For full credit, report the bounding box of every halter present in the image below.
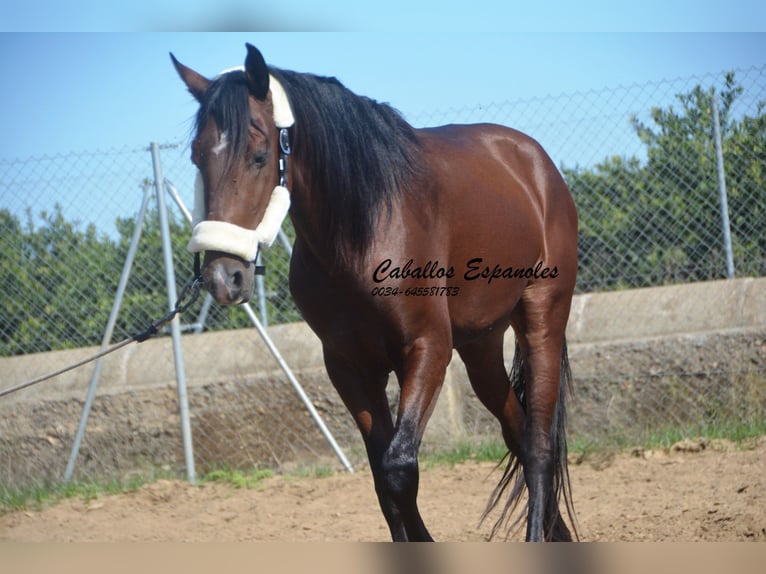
[188,72,294,277]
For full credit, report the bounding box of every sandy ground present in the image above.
[1,437,764,542]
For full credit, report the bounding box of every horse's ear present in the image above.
[244,43,270,101]
[170,53,210,102]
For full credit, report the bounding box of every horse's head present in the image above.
[171,44,292,305]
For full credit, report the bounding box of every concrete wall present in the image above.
[5,277,763,395]
[1,278,764,485]
[566,276,766,343]
[438,277,766,442]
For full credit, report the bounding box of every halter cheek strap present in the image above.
[187,73,294,270]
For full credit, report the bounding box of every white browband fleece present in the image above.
[215,68,294,128]
[188,71,294,261]
[268,74,294,129]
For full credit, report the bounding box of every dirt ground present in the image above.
[1,437,764,542]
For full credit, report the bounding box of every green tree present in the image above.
[566,72,765,291]
[0,198,300,356]
[724,100,766,277]
[0,205,122,354]
[0,209,29,354]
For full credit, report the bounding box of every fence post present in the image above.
[63,182,155,483]
[256,267,268,326]
[711,88,735,279]
[150,142,197,484]
[165,171,353,473]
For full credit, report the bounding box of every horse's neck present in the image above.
[287,153,377,276]
[288,198,368,279]
[287,181,336,269]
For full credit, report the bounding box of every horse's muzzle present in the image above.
[202,252,255,305]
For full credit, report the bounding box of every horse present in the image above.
[171,43,578,542]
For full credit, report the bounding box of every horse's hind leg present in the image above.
[457,331,528,536]
[513,288,575,542]
[459,318,574,541]
[458,331,525,457]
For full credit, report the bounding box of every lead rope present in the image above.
[0,271,203,399]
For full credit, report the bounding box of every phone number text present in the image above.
[370,286,460,297]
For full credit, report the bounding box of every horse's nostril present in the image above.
[204,256,253,305]
[231,270,243,290]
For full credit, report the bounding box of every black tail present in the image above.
[480,339,578,541]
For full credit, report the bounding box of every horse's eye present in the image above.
[191,141,203,167]
[251,151,268,168]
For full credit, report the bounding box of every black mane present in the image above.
[194,66,423,263]
[269,68,423,263]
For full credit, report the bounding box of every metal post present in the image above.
[711,89,735,279]
[164,179,192,223]
[192,294,213,334]
[255,261,268,326]
[150,142,196,483]
[64,183,154,483]
[240,303,354,473]
[166,176,352,472]
[277,228,294,257]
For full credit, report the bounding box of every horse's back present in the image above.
[418,123,573,213]
[412,123,578,340]
[416,122,576,270]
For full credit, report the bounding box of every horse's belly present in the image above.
[446,279,526,347]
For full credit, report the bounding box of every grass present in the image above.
[287,464,336,480]
[0,473,150,514]
[0,462,335,515]
[569,417,766,459]
[420,437,508,469]
[2,419,763,515]
[567,419,766,471]
[202,468,275,489]
[423,418,766,471]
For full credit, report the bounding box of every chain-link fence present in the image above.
[0,144,299,359]
[413,66,766,291]
[1,65,764,493]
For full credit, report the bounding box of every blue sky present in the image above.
[3,1,766,32]
[0,32,764,160]
[0,4,763,239]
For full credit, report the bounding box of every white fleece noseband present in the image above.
[187,71,294,262]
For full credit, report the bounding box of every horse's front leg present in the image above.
[380,332,452,541]
[322,348,409,540]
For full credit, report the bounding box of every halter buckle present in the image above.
[278,128,291,188]
[279,128,292,155]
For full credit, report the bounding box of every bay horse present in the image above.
[171,43,578,542]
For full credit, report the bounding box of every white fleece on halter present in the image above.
[187,185,291,261]
[187,71,294,261]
